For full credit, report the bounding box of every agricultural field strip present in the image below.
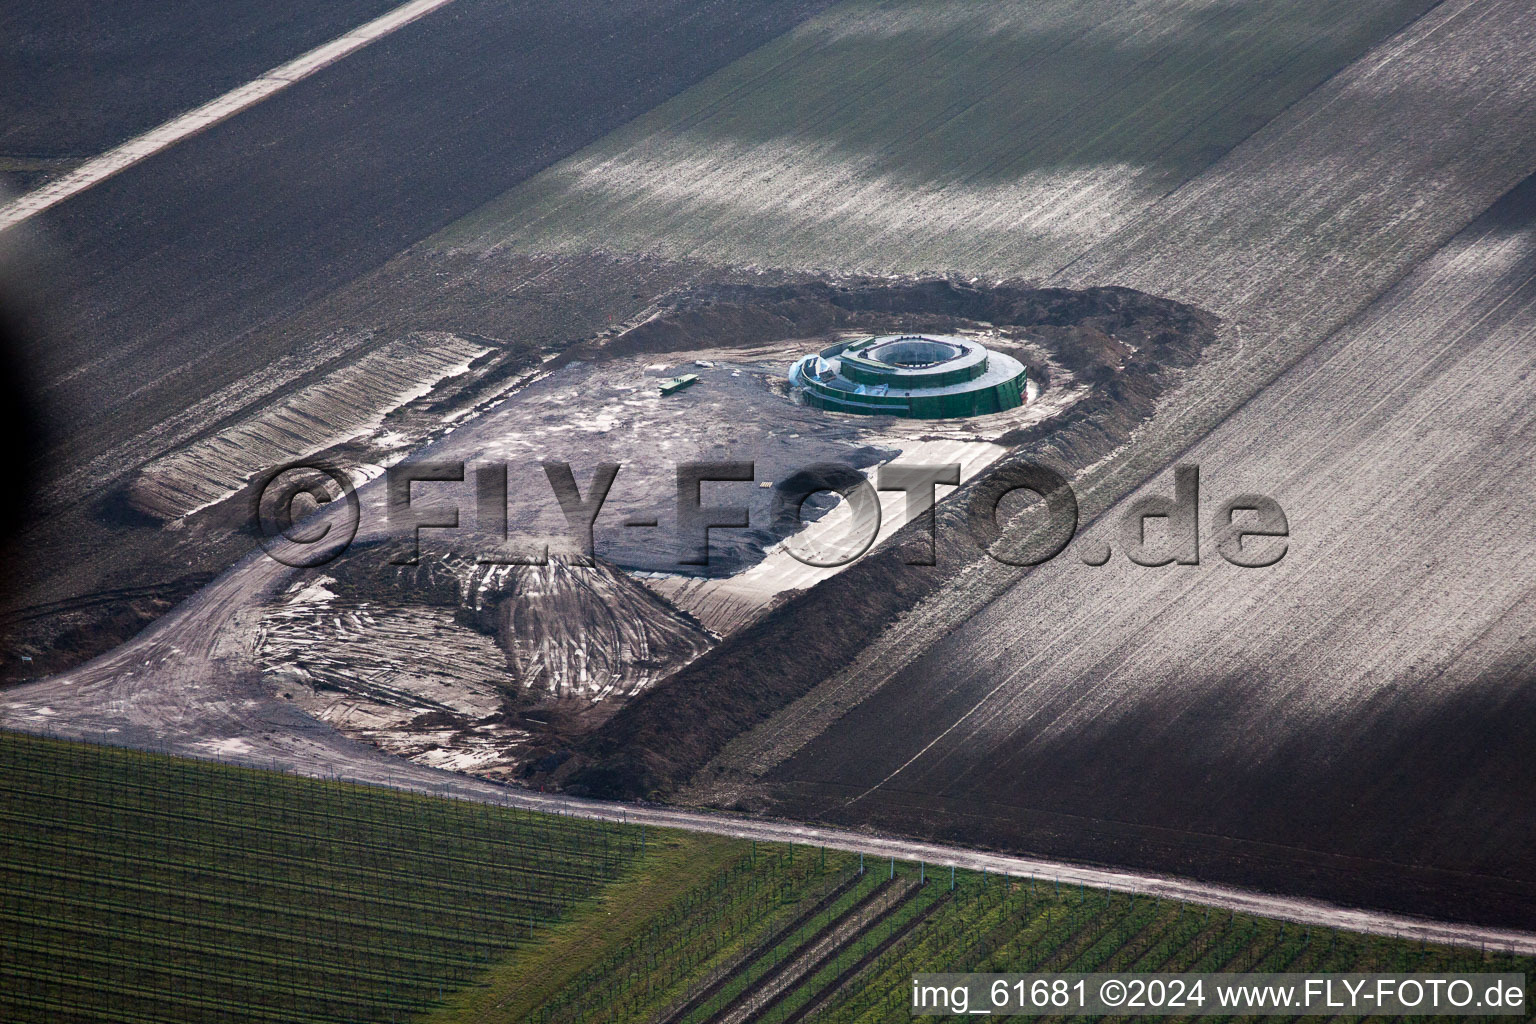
[0,980,368,1024]
[1,942,429,1009]
[1,928,440,1008]
[9,721,1536,955]
[0,977,418,1024]
[0,992,232,1024]
[797,897,950,1021]
[707,878,909,1024]
[553,869,897,1024]
[0,804,620,895]
[0,862,533,958]
[531,855,866,1024]
[671,873,876,1024]
[441,0,1437,279]
[4,798,617,884]
[1044,0,1536,504]
[3,842,615,943]
[6,736,1531,1024]
[766,891,938,1023]
[1,954,488,1012]
[766,895,1493,1024]
[570,858,839,983]
[762,886,947,1024]
[1,735,645,1024]
[0,790,621,886]
[3,921,529,1023]
[0,758,619,850]
[734,890,964,1024]
[787,111,1536,818]
[456,797,1536,957]
[4,906,475,982]
[3,861,533,949]
[1052,0,1536,441]
[828,902,1134,1021]
[0,0,457,231]
[1,876,510,959]
[1,858,550,937]
[1,824,586,913]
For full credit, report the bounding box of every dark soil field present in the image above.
[14,0,834,462]
[0,0,399,188]
[691,172,1536,931]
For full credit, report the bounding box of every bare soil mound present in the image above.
[322,539,716,705]
[257,538,715,777]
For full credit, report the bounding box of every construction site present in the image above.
[788,333,1027,417]
[6,0,1536,1017]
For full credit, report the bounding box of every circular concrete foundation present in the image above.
[788,334,1026,418]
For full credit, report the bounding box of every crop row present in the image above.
[807,877,1532,1024]
[758,876,949,1024]
[537,845,861,1024]
[0,732,645,1024]
[6,732,1532,1024]
[0,736,619,844]
[672,871,885,1024]
[0,772,628,871]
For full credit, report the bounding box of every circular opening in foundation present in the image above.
[871,338,961,367]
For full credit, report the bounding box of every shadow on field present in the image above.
[673,0,1439,184]
[762,667,1536,928]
